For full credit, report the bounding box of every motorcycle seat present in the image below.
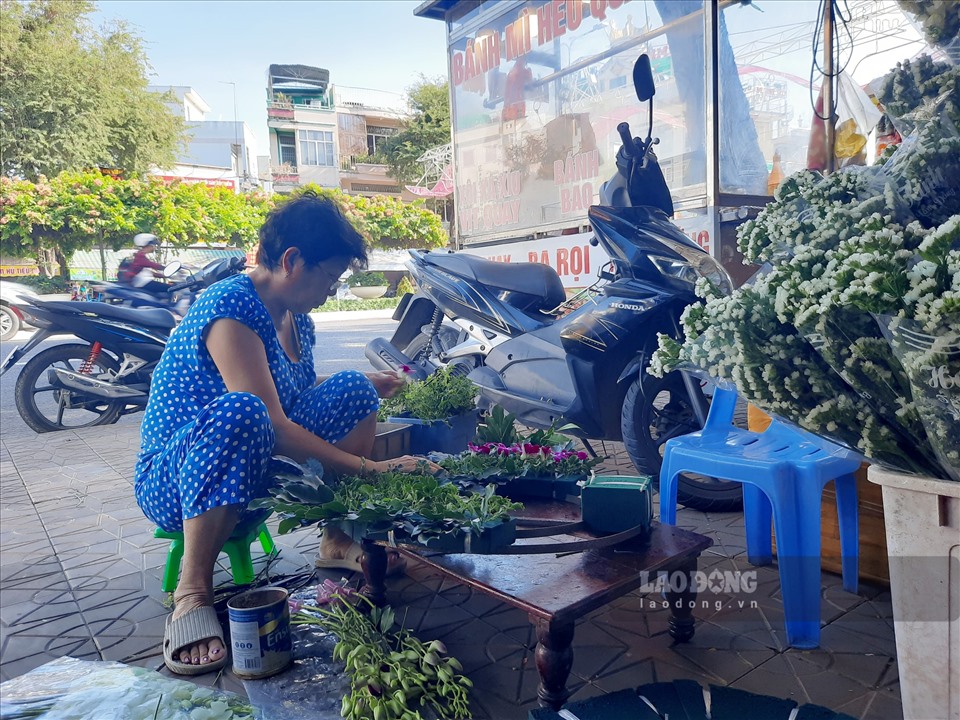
[37,300,177,330]
[423,252,566,312]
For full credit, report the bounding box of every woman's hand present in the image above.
[367,370,405,398]
[371,455,442,475]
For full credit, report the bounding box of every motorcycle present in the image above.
[91,259,214,316]
[365,55,742,511]
[0,256,246,433]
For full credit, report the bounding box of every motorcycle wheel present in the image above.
[14,343,125,433]
[0,304,20,341]
[621,370,744,512]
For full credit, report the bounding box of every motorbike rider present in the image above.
[120,233,172,296]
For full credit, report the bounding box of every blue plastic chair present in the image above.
[659,387,862,648]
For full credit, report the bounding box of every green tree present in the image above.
[0,0,185,180]
[381,76,451,186]
[0,172,273,278]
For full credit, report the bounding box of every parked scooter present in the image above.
[0,256,245,433]
[366,55,741,511]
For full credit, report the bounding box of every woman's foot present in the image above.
[170,589,226,666]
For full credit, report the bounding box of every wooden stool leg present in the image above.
[360,540,388,607]
[666,555,700,642]
[535,618,575,710]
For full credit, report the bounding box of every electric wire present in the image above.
[810,0,855,121]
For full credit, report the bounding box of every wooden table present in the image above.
[359,500,713,710]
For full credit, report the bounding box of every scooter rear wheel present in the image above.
[621,371,744,512]
[14,343,125,433]
[403,327,469,375]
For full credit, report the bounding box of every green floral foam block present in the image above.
[581,475,652,534]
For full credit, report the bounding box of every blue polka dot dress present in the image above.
[134,273,378,532]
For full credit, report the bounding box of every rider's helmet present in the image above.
[134,233,159,248]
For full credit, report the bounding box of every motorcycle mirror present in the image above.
[633,54,655,102]
[163,261,182,278]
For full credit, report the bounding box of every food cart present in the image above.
[414,0,933,288]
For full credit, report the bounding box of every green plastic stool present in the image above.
[154,521,276,592]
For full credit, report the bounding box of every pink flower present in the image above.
[288,599,303,614]
[576,451,589,460]
[401,364,412,374]
[522,443,543,455]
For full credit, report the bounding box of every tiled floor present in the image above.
[0,386,902,718]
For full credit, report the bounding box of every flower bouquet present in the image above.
[439,437,604,499]
[651,94,959,481]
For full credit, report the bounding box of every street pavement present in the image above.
[0,315,903,719]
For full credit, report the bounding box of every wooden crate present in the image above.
[819,464,889,586]
[370,422,411,462]
[747,405,890,587]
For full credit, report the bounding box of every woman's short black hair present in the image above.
[256,190,368,271]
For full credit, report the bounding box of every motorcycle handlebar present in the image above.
[617,122,636,157]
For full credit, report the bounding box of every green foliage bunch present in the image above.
[378,367,476,422]
[439,440,602,483]
[292,597,473,720]
[396,275,416,296]
[0,171,274,275]
[380,77,451,186]
[314,297,402,313]
[256,465,522,544]
[474,405,575,446]
[279,185,447,251]
[347,270,387,288]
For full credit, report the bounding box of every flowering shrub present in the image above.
[439,441,602,482]
[278,185,448,251]
[652,102,959,481]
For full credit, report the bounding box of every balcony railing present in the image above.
[340,155,389,173]
[268,164,299,184]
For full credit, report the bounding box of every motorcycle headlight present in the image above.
[649,242,733,296]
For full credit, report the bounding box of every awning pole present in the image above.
[824,0,836,174]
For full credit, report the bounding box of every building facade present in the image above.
[263,64,414,199]
[148,86,259,192]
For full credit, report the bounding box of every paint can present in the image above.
[227,586,292,679]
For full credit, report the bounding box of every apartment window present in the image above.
[299,129,335,166]
[277,132,297,166]
[367,125,398,156]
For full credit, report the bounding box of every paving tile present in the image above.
[0,588,83,631]
[0,634,100,679]
[0,413,907,719]
[76,589,169,627]
[0,562,69,591]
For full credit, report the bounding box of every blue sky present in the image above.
[92,0,450,156]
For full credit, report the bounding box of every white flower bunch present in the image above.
[651,113,960,481]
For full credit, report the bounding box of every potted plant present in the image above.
[253,460,522,555]
[651,90,960,719]
[439,408,604,499]
[378,367,480,454]
[346,270,389,299]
